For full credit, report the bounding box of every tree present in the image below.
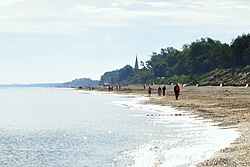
[231,33,250,67]
[100,34,249,86]
[118,65,135,82]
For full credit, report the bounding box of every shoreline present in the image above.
[85,85,250,166]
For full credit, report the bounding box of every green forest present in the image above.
[100,33,250,86]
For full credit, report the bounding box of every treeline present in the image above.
[100,33,250,86]
[63,78,99,87]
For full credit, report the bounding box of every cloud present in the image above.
[0,0,249,34]
[0,0,23,6]
[104,35,112,42]
[73,0,250,27]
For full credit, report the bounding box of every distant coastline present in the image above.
[0,78,99,88]
[0,83,63,88]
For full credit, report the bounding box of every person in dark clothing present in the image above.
[174,84,180,100]
[162,86,166,96]
[157,87,162,96]
[148,86,152,97]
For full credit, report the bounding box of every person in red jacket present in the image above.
[174,84,180,100]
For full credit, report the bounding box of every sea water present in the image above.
[0,88,238,167]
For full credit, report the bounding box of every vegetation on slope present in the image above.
[100,33,250,86]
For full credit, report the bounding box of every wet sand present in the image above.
[88,85,250,166]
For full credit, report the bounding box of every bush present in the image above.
[165,75,191,84]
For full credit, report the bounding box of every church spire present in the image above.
[134,55,139,71]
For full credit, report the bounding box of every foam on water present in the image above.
[112,95,239,167]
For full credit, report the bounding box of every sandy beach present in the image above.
[91,85,250,167]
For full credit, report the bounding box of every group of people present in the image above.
[148,84,180,100]
[108,85,122,91]
[157,86,166,96]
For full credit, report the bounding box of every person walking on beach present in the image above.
[157,87,162,96]
[174,84,180,100]
[162,86,166,96]
[148,86,152,97]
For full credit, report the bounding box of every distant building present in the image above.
[134,55,139,71]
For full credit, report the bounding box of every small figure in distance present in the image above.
[148,86,152,97]
[174,84,180,100]
[162,86,166,96]
[157,87,162,96]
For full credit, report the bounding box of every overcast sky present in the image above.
[1,0,250,84]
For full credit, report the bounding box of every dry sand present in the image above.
[87,85,250,166]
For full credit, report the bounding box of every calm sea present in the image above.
[0,88,238,167]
